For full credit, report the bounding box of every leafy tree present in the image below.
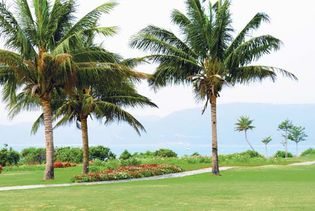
[89,146,116,161]
[120,150,132,160]
[261,136,272,157]
[288,126,307,156]
[0,0,123,180]
[235,116,255,151]
[130,0,296,175]
[278,120,294,158]
[51,79,156,174]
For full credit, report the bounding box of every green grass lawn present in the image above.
[1,155,315,187]
[0,165,314,210]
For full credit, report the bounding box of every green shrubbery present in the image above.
[154,149,177,158]
[119,150,132,160]
[0,145,20,166]
[301,148,315,157]
[90,146,116,161]
[55,147,83,163]
[274,151,293,158]
[21,148,46,165]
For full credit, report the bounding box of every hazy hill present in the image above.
[0,103,314,156]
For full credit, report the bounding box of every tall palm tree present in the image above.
[288,126,307,156]
[261,136,272,158]
[130,0,297,175]
[0,0,130,180]
[50,79,157,174]
[235,116,255,151]
[278,120,293,158]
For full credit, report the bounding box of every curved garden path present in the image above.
[0,161,314,192]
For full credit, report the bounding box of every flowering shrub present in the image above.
[53,162,76,168]
[73,164,183,183]
[0,165,3,174]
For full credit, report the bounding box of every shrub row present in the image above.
[73,164,183,183]
[20,146,116,165]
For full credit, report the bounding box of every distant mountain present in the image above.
[0,103,314,156]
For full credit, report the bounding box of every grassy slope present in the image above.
[0,165,315,210]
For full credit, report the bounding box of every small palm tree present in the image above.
[261,136,272,158]
[51,79,157,174]
[288,126,307,156]
[278,120,294,158]
[130,0,297,175]
[235,116,255,151]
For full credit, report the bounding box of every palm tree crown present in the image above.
[235,116,255,132]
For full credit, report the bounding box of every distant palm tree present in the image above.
[278,120,294,158]
[235,116,255,151]
[0,0,131,180]
[261,136,272,157]
[288,126,307,156]
[131,0,297,175]
[50,79,157,174]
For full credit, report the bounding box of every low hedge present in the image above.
[73,164,183,183]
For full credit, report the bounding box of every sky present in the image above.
[0,0,315,124]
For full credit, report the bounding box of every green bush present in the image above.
[301,148,315,157]
[274,151,293,158]
[119,150,132,160]
[89,146,116,161]
[21,147,46,165]
[133,151,155,158]
[121,158,141,166]
[154,149,177,158]
[219,150,264,163]
[55,147,83,163]
[0,145,20,166]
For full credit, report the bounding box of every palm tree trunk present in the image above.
[285,133,288,158]
[81,116,89,174]
[265,144,268,158]
[296,142,298,157]
[245,130,255,151]
[41,99,54,180]
[210,94,220,176]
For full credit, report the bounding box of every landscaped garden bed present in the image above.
[73,164,183,183]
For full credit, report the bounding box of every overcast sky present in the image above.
[0,0,315,124]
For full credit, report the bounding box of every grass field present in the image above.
[0,165,314,210]
[1,154,315,187]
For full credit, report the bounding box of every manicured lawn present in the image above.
[0,165,314,210]
[0,167,81,187]
[1,155,315,187]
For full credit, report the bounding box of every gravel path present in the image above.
[0,167,233,192]
[1,160,314,192]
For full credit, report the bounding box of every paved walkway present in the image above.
[1,160,314,192]
[0,167,233,192]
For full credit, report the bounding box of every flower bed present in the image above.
[54,162,77,168]
[73,164,183,183]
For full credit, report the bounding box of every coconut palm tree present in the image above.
[288,126,307,156]
[278,120,293,158]
[49,78,157,174]
[130,0,297,175]
[0,0,133,180]
[261,136,272,158]
[235,116,255,151]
